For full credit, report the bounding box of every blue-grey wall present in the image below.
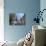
[4,0,40,42]
[40,0,46,44]
[40,0,46,27]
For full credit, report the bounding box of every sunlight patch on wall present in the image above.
[0,0,4,42]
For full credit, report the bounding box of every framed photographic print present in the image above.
[9,13,25,25]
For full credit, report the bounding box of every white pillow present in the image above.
[17,37,25,46]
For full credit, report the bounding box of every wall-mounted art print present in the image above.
[9,13,25,25]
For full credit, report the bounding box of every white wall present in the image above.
[0,0,4,42]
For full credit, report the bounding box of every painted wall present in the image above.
[4,0,40,42]
[40,0,46,45]
[0,0,4,42]
[40,0,46,27]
